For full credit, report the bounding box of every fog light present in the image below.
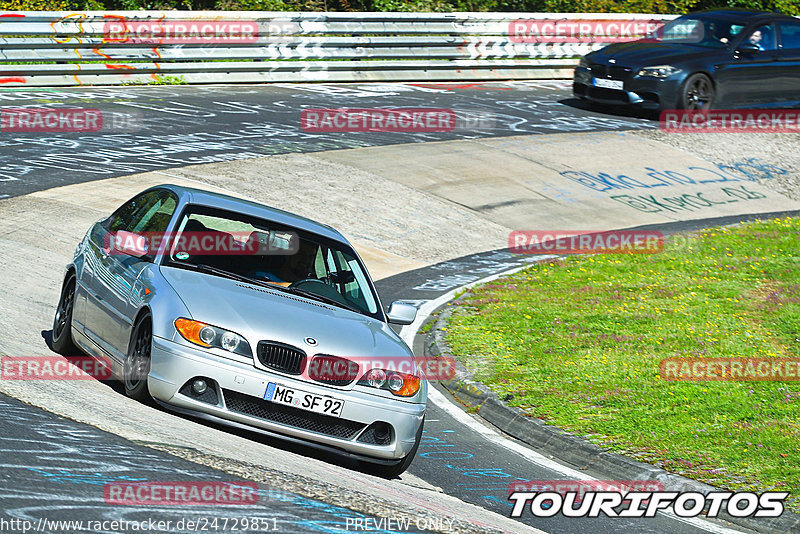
[374,422,390,441]
[192,379,208,395]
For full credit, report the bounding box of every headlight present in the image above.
[364,368,386,388]
[578,56,589,68]
[358,368,420,397]
[637,65,681,78]
[174,318,252,357]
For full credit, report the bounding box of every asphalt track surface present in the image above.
[0,82,750,533]
[0,81,655,199]
[0,392,440,534]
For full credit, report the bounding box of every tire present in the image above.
[679,73,714,111]
[362,416,424,479]
[52,275,80,355]
[124,315,152,402]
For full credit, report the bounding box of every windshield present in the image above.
[648,16,744,48]
[162,205,381,319]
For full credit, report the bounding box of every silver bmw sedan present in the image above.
[51,184,426,477]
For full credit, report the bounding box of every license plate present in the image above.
[593,78,624,90]
[264,382,344,417]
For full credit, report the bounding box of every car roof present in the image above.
[688,9,786,24]
[153,184,349,244]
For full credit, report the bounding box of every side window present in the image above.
[105,191,176,234]
[779,21,800,50]
[134,194,177,233]
[746,24,777,51]
[106,191,158,232]
[331,249,377,313]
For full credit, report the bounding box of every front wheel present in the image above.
[680,73,714,110]
[52,275,80,355]
[124,315,152,402]
[361,417,424,479]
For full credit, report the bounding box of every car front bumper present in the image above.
[147,336,426,461]
[572,66,682,110]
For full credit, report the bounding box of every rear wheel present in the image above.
[680,73,714,110]
[362,416,424,479]
[52,275,80,355]
[124,315,152,402]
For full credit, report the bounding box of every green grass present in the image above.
[445,217,800,509]
[418,309,445,335]
[120,75,187,86]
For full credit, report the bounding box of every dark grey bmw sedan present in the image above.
[573,9,800,111]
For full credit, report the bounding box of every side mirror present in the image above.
[386,301,417,326]
[106,230,149,258]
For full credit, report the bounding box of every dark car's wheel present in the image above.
[124,315,152,402]
[52,275,80,355]
[362,416,424,479]
[680,73,714,110]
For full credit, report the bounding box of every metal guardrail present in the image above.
[0,12,676,86]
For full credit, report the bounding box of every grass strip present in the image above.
[445,217,800,510]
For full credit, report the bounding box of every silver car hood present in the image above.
[160,266,412,363]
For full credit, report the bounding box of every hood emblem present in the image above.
[304,337,318,346]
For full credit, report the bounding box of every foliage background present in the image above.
[1,0,796,17]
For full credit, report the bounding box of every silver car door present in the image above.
[74,221,108,343]
[87,190,176,361]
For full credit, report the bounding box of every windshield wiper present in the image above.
[167,260,275,290]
